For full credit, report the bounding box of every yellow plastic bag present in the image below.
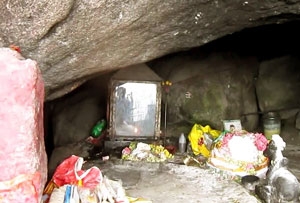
[188,124,221,158]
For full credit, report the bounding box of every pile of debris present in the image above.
[43,155,130,203]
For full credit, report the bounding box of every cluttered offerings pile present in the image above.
[121,142,173,162]
[188,120,269,177]
[43,155,132,203]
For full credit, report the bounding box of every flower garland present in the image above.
[219,131,268,152]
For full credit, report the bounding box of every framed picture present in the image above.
[107,64,162,141]
[223,119,242,132]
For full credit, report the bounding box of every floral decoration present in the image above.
[220,131,268,152]
[254,133,268,151]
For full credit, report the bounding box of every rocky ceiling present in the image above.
[1,0,300,100]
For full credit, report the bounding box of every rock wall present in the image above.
[1,0,300,100]
[151,52,260,133]
[256,55,300,144]
[152,53,300,138]
[256,55,300,114]
[47,51,300,174]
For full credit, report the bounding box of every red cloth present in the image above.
[52,155,102,189]
[0,48,47,202]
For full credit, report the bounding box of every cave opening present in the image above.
[44,20,300,178]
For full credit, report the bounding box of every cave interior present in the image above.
[44,20,300,175]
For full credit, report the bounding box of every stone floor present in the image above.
[81,139,300,203]
[84,158,261,203]
[62,123,299,203]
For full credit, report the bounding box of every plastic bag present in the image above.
[48,185,66,203]
[52,155,102,189]
[78,187,98,203]
[188,124,221,158]
[63,185,80,203]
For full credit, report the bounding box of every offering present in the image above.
[208,131,269,176]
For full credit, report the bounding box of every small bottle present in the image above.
[178,133,187,153]
[90,119,106,138]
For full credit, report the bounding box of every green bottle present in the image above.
[90,119,106,138]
